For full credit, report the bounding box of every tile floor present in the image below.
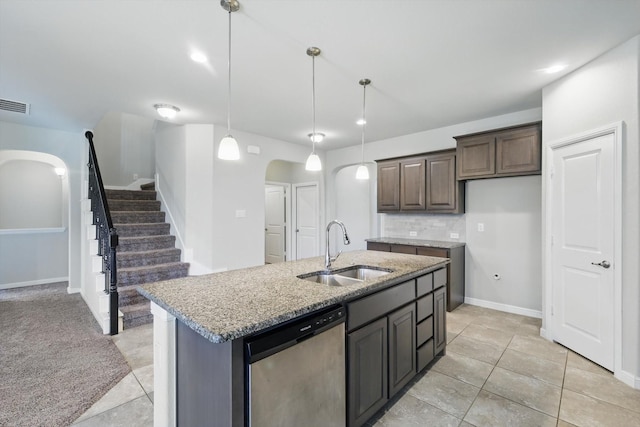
[71,304,640,426]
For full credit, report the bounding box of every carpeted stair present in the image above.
[106,185,189,328]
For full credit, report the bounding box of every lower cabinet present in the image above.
[347,269,446,427]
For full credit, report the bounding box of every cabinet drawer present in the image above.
[348,281,415,331]
[367,242,391,252]
[416,273,433,297]
[416,316,433,347]
[434,268,447,289]
[417,339,435,372]
[416,294,433,322]
[390,244,417,255]
[416,247,448,258]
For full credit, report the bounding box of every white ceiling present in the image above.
[1,0,639,150]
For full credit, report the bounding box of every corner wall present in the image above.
[542,35,640,382]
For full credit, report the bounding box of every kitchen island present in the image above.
[138,250,449,427]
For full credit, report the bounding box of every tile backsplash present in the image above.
[382,214,466,242]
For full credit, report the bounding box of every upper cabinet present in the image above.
[377,150,464,214]
[455,122,542,180]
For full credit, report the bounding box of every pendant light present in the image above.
[355,78,371,180]
[218,0,240,160]
[305,47,322,171]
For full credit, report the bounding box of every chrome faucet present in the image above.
[325,220,351,269]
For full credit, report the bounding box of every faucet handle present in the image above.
[331,249,343,263]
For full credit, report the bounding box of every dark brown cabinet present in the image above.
[433,286,447,355]
[377,160,400,211]
[388,304,416,396]
[376,149,464,214]
[400,158,426,210]
[455,122,541,180]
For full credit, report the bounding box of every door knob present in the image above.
[591,260,611,269]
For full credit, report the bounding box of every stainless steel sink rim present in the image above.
[297,265,394,286]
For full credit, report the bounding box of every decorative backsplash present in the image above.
[382,214,466,242]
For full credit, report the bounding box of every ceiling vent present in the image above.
[0,98,30,115]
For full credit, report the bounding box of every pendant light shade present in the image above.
[305,47,322,171]
[356,78,371,180]
[218,0,240,160]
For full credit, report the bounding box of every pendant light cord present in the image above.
[227,7,232,134]
[311,54,316,154]
[361,83,367,163]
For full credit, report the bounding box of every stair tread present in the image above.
[119,235,174,241]
[119,261,189,273]
[118,248,180,258]
[120,301,150,315]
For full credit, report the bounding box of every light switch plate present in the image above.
[478,223,485,232]
[409,231,418,237]
[235,209,247,218]
[450,232,459,239]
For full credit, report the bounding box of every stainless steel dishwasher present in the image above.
[245,305,346,427]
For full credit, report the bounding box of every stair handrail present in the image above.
[85,131,119,336]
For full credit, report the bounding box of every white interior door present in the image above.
[550,132,616,370]
[265,185,286,264]
[294,183,319,260]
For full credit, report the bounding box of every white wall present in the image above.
[542,36,640,381]
[155,124,321,273]
[93,112,155,186]
[0,122,83,291]
[325,108,543,314]
[334,165,372,251]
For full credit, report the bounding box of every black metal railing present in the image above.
[85,131,119,335]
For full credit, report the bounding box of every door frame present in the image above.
[543,121,622,376]
[292,181,321,260]
[265,181,291,262]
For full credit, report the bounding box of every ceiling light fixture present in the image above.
[305,47,322,171]
[190,51,208,63]
[54,167,66,177]
[154,104,180,119]
[541,64,567,74]
[356,118,366,126]
[218,0,240,161]
[355,78,371,180]
[307,132,325,143]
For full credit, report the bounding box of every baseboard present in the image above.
[0,277,69,290]
[615,369,640,390]
[464,297,543,319]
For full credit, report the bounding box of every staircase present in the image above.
[106,185,189,328]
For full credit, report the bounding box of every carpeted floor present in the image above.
[0,282,131,427]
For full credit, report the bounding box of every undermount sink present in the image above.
[298,265,393,287]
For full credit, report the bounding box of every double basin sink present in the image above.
[297,265,393,287]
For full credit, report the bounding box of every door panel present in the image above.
[265,185,285,264]
[295,184,319,260]
[551,133,614,370]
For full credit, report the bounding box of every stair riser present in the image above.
[115,223,170,237]
[109,200,161,212]
[124,312,153,329]
[105,190,157,200]
[111,212,165,224]
[118,267,189,286]
[117,252,181,268]
[119,289,147,306]
[118,237,176,252]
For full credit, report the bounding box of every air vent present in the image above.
[0,98,30,115]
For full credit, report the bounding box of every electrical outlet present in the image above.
[133,173,139,181]
[477,223,485,232]
[235,209,247,218]
[409,231,418,237]
[450,232,459,239]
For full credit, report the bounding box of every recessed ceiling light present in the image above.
[154,104,180,119]
[356,119,366,125]
[190,51,208,63]
[308,132,325,143]
[540,64,567,74]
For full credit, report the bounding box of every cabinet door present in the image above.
[367,242,391,252]
[456,134,495,179]
[377,160,400,212]
[433,287,447,355]
[390,244,417,255]
[426,151,464,213]
[400,158,426,210]
[348,318,388,427]
[388,304,416,397]
[495,124,541,176]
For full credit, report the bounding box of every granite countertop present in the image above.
[137,250,448,344]
[366,237,466,249]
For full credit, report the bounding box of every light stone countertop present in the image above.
[366,237,466,249]
[137,250,448,344]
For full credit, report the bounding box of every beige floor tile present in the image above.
[374,393,461,427]
[566,351,611,376]
[514,322,541,337]
[432,351,494,388]
[497,349,565,386]
[483,367,561,417]
[560,389,640,427]
[406,370,480,418]
[133,363,154,394]
[459,323,513,349]
[112,324,154,370]
[556,420,578,427]
[464,390,557,427]
[72,395,153,427]
[73,372,146,423]
[507,335,567,365]
[446,335,505,365]
[447,331,459,344]
[563,366,640,414]
[446,314,470,335]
